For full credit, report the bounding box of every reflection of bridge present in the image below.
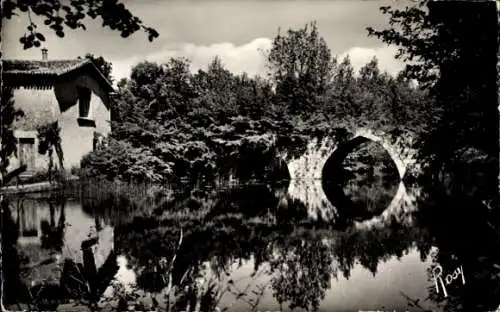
[280,128,420,223]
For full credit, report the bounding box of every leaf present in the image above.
[35,33,45,41]
[150,28,159,38]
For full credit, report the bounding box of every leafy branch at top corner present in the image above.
[1,0,159,50]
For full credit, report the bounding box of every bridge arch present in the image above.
[353,129,407,179]
[321,130,407,181]
[283,128,416,222]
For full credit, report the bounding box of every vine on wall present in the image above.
[37,121,64,182]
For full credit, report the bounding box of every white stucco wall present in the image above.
[55,74,112,170]
[7,74,111,174]
[58,88,111,169]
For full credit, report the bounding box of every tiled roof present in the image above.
[2,59,114,92]
[2,59,91,75]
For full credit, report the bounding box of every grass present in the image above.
[79,178,175,224]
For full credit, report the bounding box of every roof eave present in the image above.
[85,60,115,93]
[2,59,115,93]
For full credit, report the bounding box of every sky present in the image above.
[2,0,412,82]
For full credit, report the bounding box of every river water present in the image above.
[3,144,499,312]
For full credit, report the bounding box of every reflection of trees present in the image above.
[275,195,311,224]
[413,181,500,312]
[95,172,500,312]
[206,184,281,219]
[333,222,425,279]
[40,199,66,251]
[267,225,419,312]
[269,231,334,312]
[1,198,29,305]
[112,184,428,311]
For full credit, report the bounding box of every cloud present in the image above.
[111,39,404,83]
[338,46,404,76]
[111,38,273,81]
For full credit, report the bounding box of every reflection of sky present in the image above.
[326,249,434,312]
[109,248,438,312]
[209,249,437,312]
[102,255,137,298]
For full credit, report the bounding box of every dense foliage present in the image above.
[368,2,499,311]
[81,23,431,185]
[367,0,498,190]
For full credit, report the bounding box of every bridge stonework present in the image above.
[280,128,421,224]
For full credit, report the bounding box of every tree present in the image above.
[366,0,498,179]
[2,0,159,50]
[79,53,114,82]
[267,22,334,116]
[192,57,238,119]
[327,56,357,121]
[234,74,274,119]
[354,57,383,123]
[37,121,64,182]
[368,5,499,311]
[366,2,440,90]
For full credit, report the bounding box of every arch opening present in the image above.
[323,134,406,180]
[321,136,401,222]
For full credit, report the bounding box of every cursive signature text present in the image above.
[432,264,465,297]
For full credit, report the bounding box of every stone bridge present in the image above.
[279,128,421,226]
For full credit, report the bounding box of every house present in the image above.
[2,49,114,177]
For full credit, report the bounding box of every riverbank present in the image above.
[0,175,80,195]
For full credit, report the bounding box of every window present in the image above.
[77,86,91,118]
[77,86,96,127]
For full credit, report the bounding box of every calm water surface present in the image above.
[4,146,499,312]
